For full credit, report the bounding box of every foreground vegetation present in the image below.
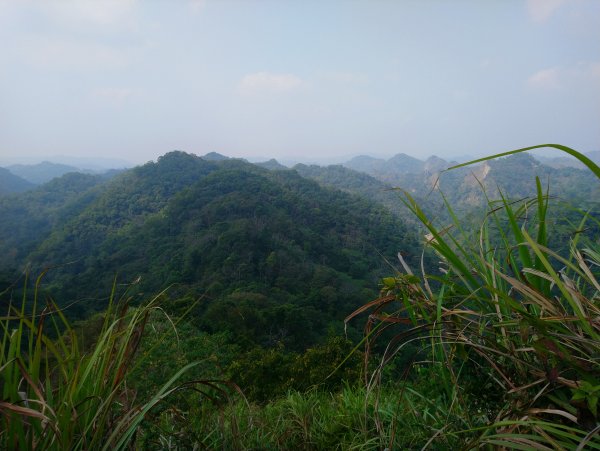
[0,281,196,449]
[348,144,600,448]
[1,144,599,449]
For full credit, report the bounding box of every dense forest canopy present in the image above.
[0,151,421,350]
[1,147,599,449]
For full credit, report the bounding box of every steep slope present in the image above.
[293,163,408,217]
[0,167,35,195]
[0,172,107,267]
[23,152,219,281]
[0,152,217,278]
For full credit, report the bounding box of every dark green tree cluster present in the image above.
[0,151,420,395]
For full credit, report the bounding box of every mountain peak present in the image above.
[424,155,449,172]
[343,155,387,173]
[202,152,229,161]
[387,153,424,173]
[348,155,380,163]
[255,159,288,170]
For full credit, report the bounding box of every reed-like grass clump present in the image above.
[349,144,600,448]
[0,278,204,450]
[2,143,598,449]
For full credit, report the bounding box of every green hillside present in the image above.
[2,147,599,449]
[0,172,105,267]
[0,152,418,348]
[0,166,35,195]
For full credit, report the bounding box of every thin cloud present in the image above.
[528,67,560,89]
[528,62,600,90]
[238,72,303,95]
[527,0,567,23]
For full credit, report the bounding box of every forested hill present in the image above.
[0,172,105,269]
[0,166,35,195]
[292,163,409,218]
[0,151,419,348]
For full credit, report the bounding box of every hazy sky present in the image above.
[1,0,599,165]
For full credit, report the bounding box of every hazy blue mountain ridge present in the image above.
[342,151,600,209]
[0,167,35,195]
[7,161,82,185]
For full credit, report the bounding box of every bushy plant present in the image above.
[0,277,219,450]
[349,144,600,448]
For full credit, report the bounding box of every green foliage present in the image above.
[572,381,600,418]
[0,172,105,269]
[0,277,220,450]
[181,379,491,450]
[4,145,598,448]
[350,144,600,448]
[183,386,403,450]
[227,345,297,401]
[290,336,363,391]
[0,153,415,352]
[227,337,364,402]
[338,146,600,231]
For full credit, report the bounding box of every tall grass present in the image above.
[0,275,206,450]
[188,385,439,450]
[348,144,600,448]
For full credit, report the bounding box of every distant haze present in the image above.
[1,0,599,165]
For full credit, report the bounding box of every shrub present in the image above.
[349,144,600,448]
[0,277,214,450]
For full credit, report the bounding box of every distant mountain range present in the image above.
[2,148,598,213]
[345,153,429,175]
[0,167,35,195]
[7,161,82,185]
[339,151,600,209]
[0,161,126,194]
[344,150,599,176]
[196,149,600,229]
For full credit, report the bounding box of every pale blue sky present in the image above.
[1,0,599,165]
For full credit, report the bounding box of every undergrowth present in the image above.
[1,143,598,449]
[348,144,600,449]
[0,277,228,450]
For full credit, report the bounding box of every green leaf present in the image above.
[382,277,396,288]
